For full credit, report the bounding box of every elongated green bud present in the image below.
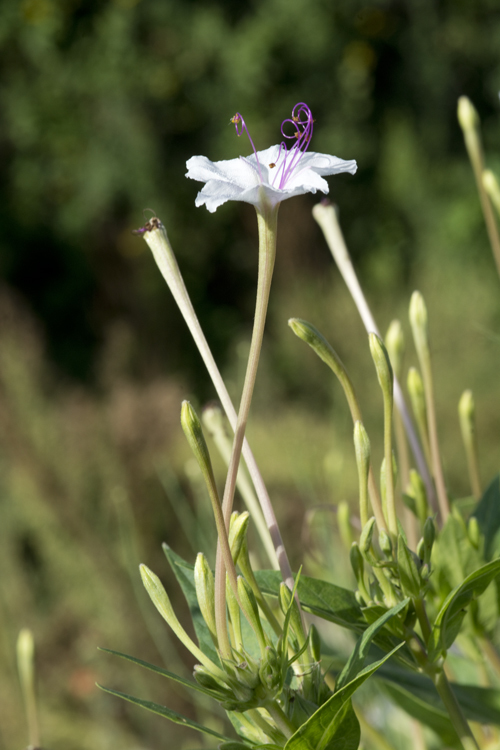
[369,333,393,399]
[17,628,40,750]
[360,517,376,556]
[397,535,421,598]
[309,623,321,662]
[228,511,250,563]
[194,553,217,645]
[416,537,425,560]
[288,317,360,421]
[409,291,429,360]
[193,664,230,696]
[468,516,481,550]
[483,170,500,216]
[140,564,225,677]
[279,582,307,647]
[459,389,482,499]
[237,576,267,652]
[337,500,353,550]
[181,400,216,485]
[457,96,479,132]
[407,368,431,466]
[385,320,405,378]
[350,542,365,582]
[354,421,370,529]
[422,517,436,564]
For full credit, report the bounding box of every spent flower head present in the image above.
[186,102,357,212]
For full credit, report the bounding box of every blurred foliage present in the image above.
[0,0,499,384]
[1,0,500,747]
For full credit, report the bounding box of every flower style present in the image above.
[186,102,357,212]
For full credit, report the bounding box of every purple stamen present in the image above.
[231,112,263,183]
[271,102,314,190]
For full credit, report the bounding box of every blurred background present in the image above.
[1,0,500,748]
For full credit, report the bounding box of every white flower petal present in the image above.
[186,144,356,212]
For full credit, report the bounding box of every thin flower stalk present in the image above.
[214,203,278,649]
[312,201,435,511]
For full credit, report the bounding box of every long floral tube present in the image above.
[141,219,293,583]
[312,201,436,512]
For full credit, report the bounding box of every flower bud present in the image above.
[409,291,429,359]
[228,511,250,563]
[468,516,481,550]
[416,537,425,561]
[194,553,217,644]
[350,542,364,581]
[397,535,422,598]
[457,96,479,132]
[180,400,216,485]
[385,320,405,378]
[279,583,306,646]
[369,333,393,399]
[309,623,321,662]
[423,517,436,564]
[360,517,376,556]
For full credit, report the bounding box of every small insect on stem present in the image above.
[132,217,162,235]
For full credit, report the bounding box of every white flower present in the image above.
[186,146,357,213]
[185,103,357,213]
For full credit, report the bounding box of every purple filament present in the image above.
[231,112,263,183]
[271,102,314,190]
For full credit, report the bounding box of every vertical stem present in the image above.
[419,348,450,522]
[312,202,436,510]
[434,671,479,750]
[394,409,418,548]
[382,385,398,541]
[214,203,279,657]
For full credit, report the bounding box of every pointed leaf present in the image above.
[336,599,408,690]
[428,558,500,661]
[98,683,231,741]
[397,536,421,598]
[284,644,403,750]
[99,647,214,697]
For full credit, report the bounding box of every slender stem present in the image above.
[214,204,279,657]
[144,221,295,582]
[394,409,418,548]
[312,202,436,510]
[266,701,295,739]
[419,347,450,522]
[434,671,479,750]
[382,384,398,541]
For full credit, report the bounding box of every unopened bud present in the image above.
[194,553,217,644]
[238,577,266,651]
[385,320,405,378]
[423,517,436,561]
[228,511,250,563]
[180,400,215,484]
[350,542,364,581]
[360,517,376,556]
[409,291,429,359]
[416,537,425,561]
[369,333,393,399]
[468,516,481,550]
[279,583,306,646]
[309,623,321,662]
[457,96,479,132]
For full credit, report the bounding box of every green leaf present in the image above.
[162,544,220,663]
[428,558,500,660]
[473,474,500,560]
[284,644,403,750]
[254,571,364,630]
[98,647,214,697]
[98,683,231,741]
[336,599,408,690]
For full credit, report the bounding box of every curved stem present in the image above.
[214,203,279,657]
[434,671,479,750]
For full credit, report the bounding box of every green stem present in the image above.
[214,203,279,658]
[434,670,479,750]
[382,383,398,541]
[266,700,295,739]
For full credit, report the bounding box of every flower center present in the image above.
[230,102,314,190]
